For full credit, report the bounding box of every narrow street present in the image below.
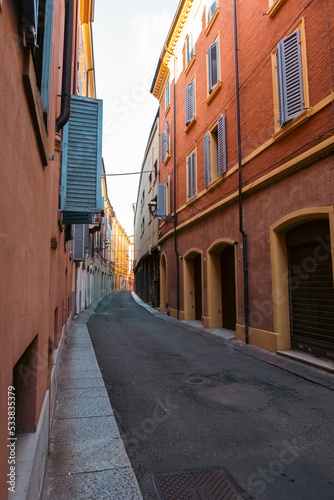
[87,291,334,500]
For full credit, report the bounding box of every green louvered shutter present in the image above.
[217,114,227,175]
[276,29,304,127]
[41,0,54,115]
[204,133,210,187]
[61,96,103,219]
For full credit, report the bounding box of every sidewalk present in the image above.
[42,294,143,500]
[131,291,334,392]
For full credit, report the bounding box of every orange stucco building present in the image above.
[0,1,105,498]
[151,0,334,359]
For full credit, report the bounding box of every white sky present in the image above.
[93,0,180,236]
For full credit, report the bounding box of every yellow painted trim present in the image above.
[207,239,237,328]
[272,18,309,136]
[184,54,196,76]
[184,116,197,133]
[205,81,222,104]
[270,207,334,351]
[164,102,171,117]
[236,324,279,353]
[205,7,220,37]
[183,248,203,321]
[267,0,287,19]
[152,0,195,100]
[159,134,334,244]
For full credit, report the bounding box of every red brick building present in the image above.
[151,0,334,359]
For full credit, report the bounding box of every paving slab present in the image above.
[42,293,143,500]
[43,468,143,500]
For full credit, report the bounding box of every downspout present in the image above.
[233,0,249,343]
[56,0,75,133]
[173,62,180,320]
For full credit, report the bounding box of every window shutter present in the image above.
[217,114,227,175]
[277,29,304,126]
[185,80,195,125]
[157,183,166,219]
[61,96,103,221]
[161,131,166,162]
[187,34,194,65]
[203,133,210,187]
[210,0,217,21]
[188,153,196,198]
[166,121,170,155]
[167,175,171,215]
[73,224,85,262]
[186,36,190,65]
[208,41,219,92]
[41,0,54,115]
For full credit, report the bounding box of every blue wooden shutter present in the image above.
[188,152,196,198]
[157,183,166,219]
[186,80,195,125]
[186,33,194,65]
[277,29,304,126]
[208,41,219,92]
[209,0,217,22]
[191,152,196,197]
[61,96,103,217]
[41,0,54,115]
[186,35,190,65]
[217,114,227,175]
[166,80,170,107]
[204,133,210,187]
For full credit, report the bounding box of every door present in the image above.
[287,220,334,359]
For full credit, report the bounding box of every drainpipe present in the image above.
[233,0,249,343]
[56,0,75,133]
[165,46,180,320]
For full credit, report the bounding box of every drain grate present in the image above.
[186,376,208,385]
[152,467,249,500]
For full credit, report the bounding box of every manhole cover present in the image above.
[152,467,249,500]
[186,376,208,385]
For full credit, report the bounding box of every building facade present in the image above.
[134,112,160,306]
[0,1,105,498]
[151,0,334,359]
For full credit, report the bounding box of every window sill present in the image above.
[205,8,219,36]
[184,116,197,133]
[23,50,49,166]
[205,171,227,191]
[185,54,196,76]
[205,81,222,104]
[267,0,287,19]
[272,109,311,142]
[164,103,171,117]
[186,194,198,206]
[164,152,171,165]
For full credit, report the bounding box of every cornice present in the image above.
[151,0,195,101]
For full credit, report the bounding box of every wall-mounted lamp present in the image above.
[148,200,157,217]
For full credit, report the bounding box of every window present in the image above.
[153,160,158,180]
[187,151,196,199]
[267,0,287,18]
[207,0,218,24]
[203,114,226,187]
[21,0,54,119]
[161,121,170,163]
[208,40,219,93]
[276,29,304,128]
[165,78,170,108]
[185,80,195,125]
[186,33,194,66]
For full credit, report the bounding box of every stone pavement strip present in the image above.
[42,294,143,500]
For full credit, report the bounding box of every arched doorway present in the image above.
[207,239,237,330]
[184,250,203,321]
[271,207,334,355]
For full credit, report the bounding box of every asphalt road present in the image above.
[87,291,334,500]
